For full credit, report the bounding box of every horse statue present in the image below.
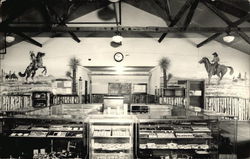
[19,52,47,80]
[199,57,234,84]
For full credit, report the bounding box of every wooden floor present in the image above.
[220,120,250,159]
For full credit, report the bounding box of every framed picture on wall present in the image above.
[133,83,147,94]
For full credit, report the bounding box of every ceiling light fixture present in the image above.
[112,32,123,44]
[108,0,120,2]
[112,35,123,43]
[6,35,15,43]
[223,34,235,43]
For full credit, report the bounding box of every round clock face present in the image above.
[114,52,124,62]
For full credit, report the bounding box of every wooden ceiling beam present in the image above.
[233,14,250,26]
[236,30,250,44]
[196,33,222,48]
[152,0,172,24]
[202,1,250,45]
[164,0,172,22]
[196,14,250,47]
[14,32,42,48]
[1,26,250,33]
[205,0,250,23]
[158,0,196,43]
[46,4,81,43]
[183,0,199,31]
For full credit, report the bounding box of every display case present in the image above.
[87,115,136,159]
[138,118,219,159]
[8,124,84,158]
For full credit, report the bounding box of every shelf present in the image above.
[49,129,83,132]
[140,136,213,139]
[93,148,131,151]
[46,136,83,139]
[140,148,210,150]
[9,136,47,138]
[12,125,83,132]
[140,130,211,133]
[10,135,83,139]
[92,136,130,138]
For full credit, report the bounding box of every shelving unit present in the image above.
[32,91,51,108]
[178,80,205,110]
[138,119,219,159]
[87,115,136,159]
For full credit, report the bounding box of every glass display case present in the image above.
[7,123,84,158]
[138,118,219,159]
[86,115,136,159]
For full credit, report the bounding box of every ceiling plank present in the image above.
[14,32,42,48]
[202,1,233,26]
[158,0,195,43]
[233,14,250,26]
[113,3,119,26]
[183,0,199,31]
[236,30,250,44]
[152,0,172,23]
[201,1,250,45]
[196,33,222,48]
[205,0,250,23]
[46,4,81,43]
[164,0,172,22]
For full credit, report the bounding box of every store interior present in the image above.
[0,0,250,159]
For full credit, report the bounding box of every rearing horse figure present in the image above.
[199,57,234,84]
[19,52,47,81]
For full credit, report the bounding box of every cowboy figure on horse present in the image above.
[212,52,220,75]
[19,51,47,81]
[30,51,37,69]
[199,53,234,84]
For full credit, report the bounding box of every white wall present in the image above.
[1,37,249,97]
[149,66,161,95]
[1,2,249,97]
[91,75,148,94]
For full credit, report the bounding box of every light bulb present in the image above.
[112,35,123,43]
[6,36,15,43]
[223,35,235,43]
[109,0,120,2]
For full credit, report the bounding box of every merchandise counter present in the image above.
[0,106,223,159]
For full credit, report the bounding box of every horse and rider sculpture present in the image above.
[19,51,47,81]
[199,52,234,84]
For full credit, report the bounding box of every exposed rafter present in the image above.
[205,0,250,23]
[2,26,250,33]
[203,1,233,26]
[183,0,199,31]
[197,13,250,47]
[113,3,119,26]
[45,2,81,43]
[164,0,172,22]
[197,1,250,46]
[197,33,222,48]
[158,0,196,43]
[152,0,172,24]
[14,32,42,48]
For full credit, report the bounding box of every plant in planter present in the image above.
[66,57,81,95]
[159,57,171,89]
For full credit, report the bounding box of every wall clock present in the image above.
[114,52,124,62]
